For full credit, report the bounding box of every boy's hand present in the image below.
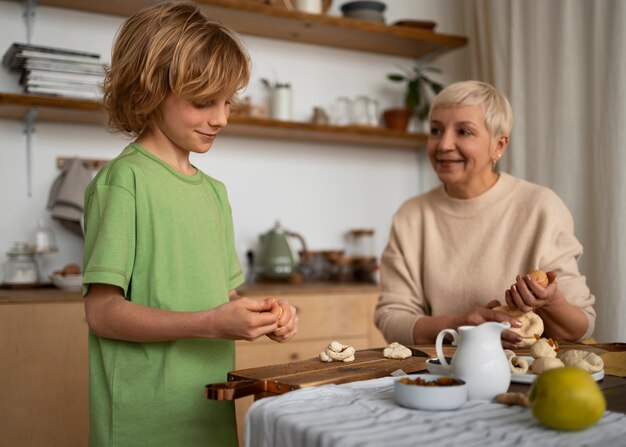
[266,298,298,343]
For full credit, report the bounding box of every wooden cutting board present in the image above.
[205,346,445,400]
[205,342,613,400]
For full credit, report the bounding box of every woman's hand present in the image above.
[505,271,558,313]
[457,300,524,349]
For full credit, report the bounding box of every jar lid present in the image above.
[349,228,375,236]
[7,242,33,256]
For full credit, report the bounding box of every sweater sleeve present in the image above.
[537,190,596,340]
[374,210,427,345]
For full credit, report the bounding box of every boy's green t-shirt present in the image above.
[83,143,244,447]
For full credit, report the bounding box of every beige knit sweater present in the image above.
[374,173,596,345]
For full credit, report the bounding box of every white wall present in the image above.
[0,0,469,279]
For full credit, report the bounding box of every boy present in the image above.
[83,3,298,446]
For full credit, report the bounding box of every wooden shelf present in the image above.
[17,0,467,59]
[0,92,427,149]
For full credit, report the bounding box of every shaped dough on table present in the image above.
[504,349,516,360]
[559,349,604,373]
[508,355,529,375]
[383,342,412,359]
[319,340,356,363]
[531,357,564,374]
[529,338,558,359]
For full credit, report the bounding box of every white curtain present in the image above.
[464,0,626,342]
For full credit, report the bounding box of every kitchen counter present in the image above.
[0,280,383,447]
[0,281,380,304]
[0,286,82,304]
[238,281,380,296]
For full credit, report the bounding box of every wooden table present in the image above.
[240,344,626,447]
[209,343,626,413]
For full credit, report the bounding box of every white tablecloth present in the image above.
[245,376,626,447]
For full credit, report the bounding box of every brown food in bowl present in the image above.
[399,376,463,387]
[62,264,81,275]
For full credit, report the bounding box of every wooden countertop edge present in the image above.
[0,282,380,304]
[0,288,83,304]
[237,282,380,296]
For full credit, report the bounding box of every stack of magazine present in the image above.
[2,42,107,100]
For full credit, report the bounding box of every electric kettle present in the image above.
[255,221,308,280]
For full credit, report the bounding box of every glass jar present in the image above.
[346,228,375,259]
[3,242,39,285]
[31,217,58,254]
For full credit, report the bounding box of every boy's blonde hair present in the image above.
[103,1,251,136]
[429,80,513,138]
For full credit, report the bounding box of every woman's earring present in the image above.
[492,155,500,169]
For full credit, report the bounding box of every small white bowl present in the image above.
[395,373,468,411]
[50,273,83,292]
[425,357,452,375]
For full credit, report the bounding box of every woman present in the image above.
[374,80,595,349]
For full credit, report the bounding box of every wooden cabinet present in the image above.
[0,285,385,447]
[233,285,385,445]
[0,0,466,149]
[0,294,88,447]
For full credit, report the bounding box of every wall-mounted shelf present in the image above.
[0,92,427,149]
[12,0,467,60]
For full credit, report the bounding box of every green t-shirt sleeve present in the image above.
[218,183,244,291]
[83,183,136,296]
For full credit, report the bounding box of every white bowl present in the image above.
[50,273,83,292]
[395,373,468,411]
[343,10,385,23]
[425,357,452,375]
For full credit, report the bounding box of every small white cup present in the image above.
[295,0,323,14]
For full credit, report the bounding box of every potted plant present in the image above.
[383,64,444,132]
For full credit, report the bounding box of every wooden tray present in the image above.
[205,346,444,400]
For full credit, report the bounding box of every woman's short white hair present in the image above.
[429,80,513,138]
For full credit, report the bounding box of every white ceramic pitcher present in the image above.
[435,321,511,401]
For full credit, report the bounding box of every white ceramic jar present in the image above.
[270,84,293,121]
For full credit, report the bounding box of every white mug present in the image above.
[295,0,323,14]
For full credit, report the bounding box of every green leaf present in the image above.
[387,73,406,82]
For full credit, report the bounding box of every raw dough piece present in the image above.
[531,357,564,374]
[494,305,544,347]
[559,350,604,373]
[508,355,529,375]
[529,338,558,359]
[528,269,549,287]
[504,349,516,360]
[319,340,355,363]
[383,342,412,359]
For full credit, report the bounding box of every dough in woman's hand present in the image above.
[494,305,544,347]
[528,269,549,287]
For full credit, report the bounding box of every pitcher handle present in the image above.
[435,328,458,370]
